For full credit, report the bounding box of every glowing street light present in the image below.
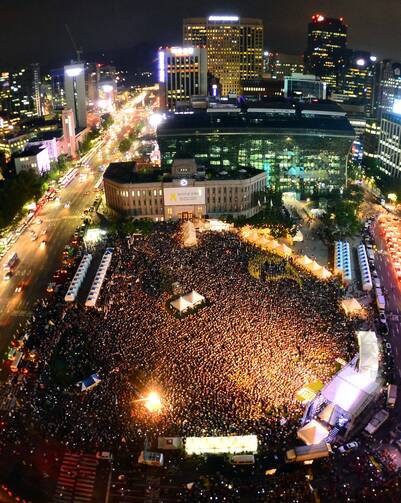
[149,113,163,129]
[144,391,162,413]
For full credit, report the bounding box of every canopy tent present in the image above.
[276,243,292,256]
[341,298,364,316]
[170,296,192,313]
[295,380,324,403]
[78,373,101,392]
[297,419,329,446]
[318,267,332,279]
[183,290,205,306]
[297,255,313,267]
[357,330,379,381]
[293,230,304,242]
[321,363,379,419]
[318,403,339,426]
[266,240,280,251]
[308,261,323,273]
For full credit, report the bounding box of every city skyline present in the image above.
[1,0,401,68]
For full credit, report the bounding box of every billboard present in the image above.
[164,187,205,206]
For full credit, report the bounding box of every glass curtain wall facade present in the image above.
[158,132,351,195]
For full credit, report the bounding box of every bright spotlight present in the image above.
[356,58,366,66]
[149,113,163,129]
[144,392,162,413]
[65,67,83,77]
[102,84,114,93]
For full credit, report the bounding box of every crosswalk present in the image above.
[54,452,98,503]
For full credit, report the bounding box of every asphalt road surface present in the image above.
[0,100,149,355]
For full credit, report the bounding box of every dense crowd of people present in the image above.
[8,223,356,454]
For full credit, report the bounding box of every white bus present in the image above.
[387,384,397,408]
[59,168,79,188]
[365,409,389,435]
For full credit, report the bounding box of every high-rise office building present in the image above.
[9,67,36,119]
[0,72,11,114]
[378,107,401,177]
[62,108,77,158]
[49,68,66,110]
[183,15,263,95]
[372,60,401,120]
[340,51,375,105]
[284,74,327,100]
[304,14,348,92]
[158,47,208,111]
[268,53,304,79]
[64,63,87,130]
[32,63,42,117]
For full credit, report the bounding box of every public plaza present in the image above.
[11,224,356,453]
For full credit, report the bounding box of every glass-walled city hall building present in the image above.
[157,101,355,197]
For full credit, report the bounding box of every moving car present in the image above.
[30,233,38,241]
[3,271,12,281]
[15,281,24,293]
[338,441,358,453]
[40,239,47,248]
[46,282,56,293]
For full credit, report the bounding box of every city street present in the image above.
[0,95,150,355]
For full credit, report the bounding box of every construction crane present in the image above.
[65,24,83,63]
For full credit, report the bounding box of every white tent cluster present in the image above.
[334,241,352,285]
[85,248,113,308]
[357,244,372,291]
[170,290,205,314]
[240,226,332,280]
[298,330,381,447]
[64,254,92,302]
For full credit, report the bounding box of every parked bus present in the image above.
[3,252,19,272]
[59,168,79,188]
[365,409,389,435]
[387,384,397,408]
[285,443,332,463]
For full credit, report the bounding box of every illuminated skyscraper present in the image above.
[64,63,87,130]
[183,16,263,95]
[378,106,401,178]
[32,63,42,116]
[304,14,348,92]
[158,47,207,111]
[373,60,401,120]
[268,53,304,79]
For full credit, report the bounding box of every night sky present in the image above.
[1,0,400,69]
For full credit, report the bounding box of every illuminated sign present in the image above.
[208,15,239,22]
[164,187,205,206]
[65,66,83,77]
[158,51,165,83]
[356,58,366,67]
[370,55,377,62]
[393,99,401,115]
[180,178,188,186]
[185,435,258,455]
[170,47,194,56]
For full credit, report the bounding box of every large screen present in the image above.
[164,187,205,206]
[185,435,258,455]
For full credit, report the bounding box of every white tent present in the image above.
[183,290,205,306]
[297,255,313,267]
[297,419,329,446]
[276,243,292,256]
[357,330,379,381]
[321,363,379,419]
[170,296,192,313]
[341,298,363,316]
